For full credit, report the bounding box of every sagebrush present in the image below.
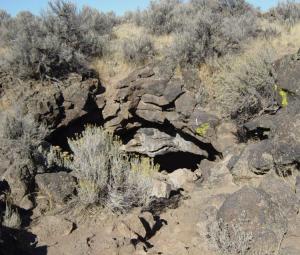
[0,0,117,79]
[56,126,158,212]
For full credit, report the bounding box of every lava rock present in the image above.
[35,172,76,204]
[121,128,208,157]
[259,173,300,219]
[214,186,288,254]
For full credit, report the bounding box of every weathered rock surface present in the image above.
[259,173,300,219]
[121,128,209,157]
[151,180,172,199]
[35,172,76,204]
[0,141,37,207]
[0,72,102,130]
[228,140,274,181]
[102,65,221,159]
[1,49,300,255]
[0,72,103,209]
[230,110,300,181]
[236,51,300,179]
[214,186,288,254]
[31,215,75,244]
[275,50,300,97]
[167,168,198,190]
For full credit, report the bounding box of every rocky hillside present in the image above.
[0,1,300,255]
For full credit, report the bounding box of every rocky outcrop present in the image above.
[275,50,300,98]
[259,173,300,220]
[0,72,104,208]
[0,72,103,130]
[101,65,221,160]
[0,140,37,207]
[229,51,300,181]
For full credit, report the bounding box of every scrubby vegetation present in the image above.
[2,204,21,229]
[0,0,298,78]
[269,0,300,27]
[0,0,299,121]
[0,0,118,79]
[50,126,158,212]
[122,35,155,65]
[1,1,300,253]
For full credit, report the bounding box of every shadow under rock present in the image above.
[0,226,47,255]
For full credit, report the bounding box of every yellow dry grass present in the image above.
[90,23,143,87]
[91,22,174,87]
[91,58,134,87]
[198,20,300,115]
[153,34,174,56]
[113,23,146,40]
[0,47,8,57]
[242,21,300,59]
[270,23,300,57]
[113,23,173,51]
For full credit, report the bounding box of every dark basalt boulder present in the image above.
[232,51,300,179]
[275,50,300,97]
[228,140,274,179]
[0,72,103,131]
[214,186,287,255]
[234,110,300,178]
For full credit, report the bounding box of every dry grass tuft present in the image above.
[91,23,174,86]
[270,22,300,57]
[91,58,133,87]
[0,47,8,56]
[2,203,22,229]
[199,20,300,116]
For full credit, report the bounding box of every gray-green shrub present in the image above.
[170,9,216,65]
[269,0,300,26]
[122,35,155,65]
[65,126,157,212]
[0,112,48,147]
[143,0,181,35]
[0,1,117,79]
[0,10,12,47]
[211,45,277,121]
[167,1,258,66]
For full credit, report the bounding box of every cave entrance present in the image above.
[47,111,104,151]
[154,152,204,173]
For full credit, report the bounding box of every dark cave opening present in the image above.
[237,126,271,143]
[47,110,104,151]
[154,152,205,172]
